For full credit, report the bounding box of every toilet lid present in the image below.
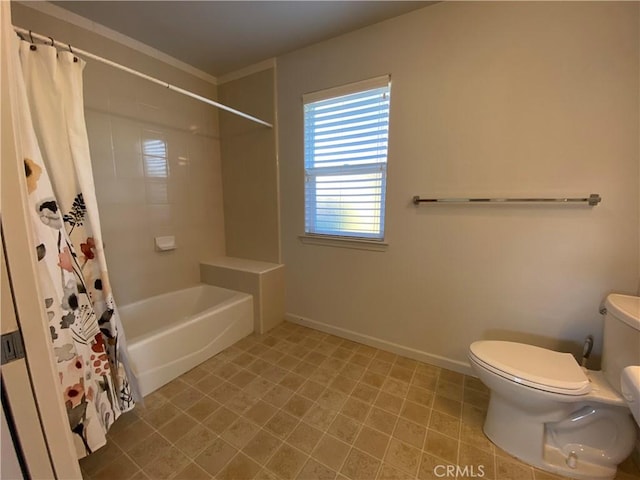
[469,341,591,396]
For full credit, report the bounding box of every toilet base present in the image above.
[483,393,627,480]
[484,423,617,480]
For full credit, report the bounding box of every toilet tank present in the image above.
[601,294,640,394]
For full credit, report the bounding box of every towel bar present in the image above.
[412,194,601,206]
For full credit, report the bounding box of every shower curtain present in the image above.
[5,12,137,458]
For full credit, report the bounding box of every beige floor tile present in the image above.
[265,410,300,439]
[194,437,238,476]
[173,461,213,480]
[330,375,357,395]
[281,373,307,391]
[245,399,279,425]
[418,452,452,480]
[496,456,535,480]
[185,396,220,422]
[267,443,308,480]
[209,382,242,404]
[299,380,326,400]
[284,394,315,418]
[341,397,370,423]
[354,426,389,459]
[171,387,202,410]
[393,417,427,450]
[215,362,241,380]
[351,383,379,403]
[429,409,460,440]
[394,357,418,371]
[374,350,396,363]
[177,366,209,386]
[436,380,464,402]
[439,370,464,385]
[243,429,283,464]
[384,438,421,476]
[458,442,495,479]
[80,441,124,477]
[140,401,181,429]
[194,373,225,394]
[328,414,362,444]
[400,400,430,427]
[304,405,340,431]
[128,431,171,468]
[361,371,386,389]
[297,458,337,480]
[156,378,188,399]
[365,407,397,435]
[407,385,434,408]
[377,462,413,480]
[464,375,488,393]
[222,416,262,448]
[92,454,140,480]
[463,388,490,410]
[341,448,381,480]
[312,434,351,471]
[368,359,392,376]
[226,390,259,414]
[381,378,410,398]
[217,452,261,480]
[264,384,296,407]
[432,394,462,418]
[203,406,238,434]
[158,412,198,443]
[424,429,458,464]
[107,420,154,452]
[389,365,413,383]
[245,378,278,398]
[412,373,438,391]
[174,424,217,459]
[317,389,348,410]
[288,422,323,454]
[375,392,404,415]
[142,446,190,479]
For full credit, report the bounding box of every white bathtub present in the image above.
[119,284,253,397]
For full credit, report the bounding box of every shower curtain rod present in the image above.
[13,26,274,128]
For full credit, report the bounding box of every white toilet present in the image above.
[469,294,640,480]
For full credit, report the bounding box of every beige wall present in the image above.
[278,2,640,371]
[12,2,226,306]
[218,68,280,263]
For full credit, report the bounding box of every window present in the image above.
[303,75,390,241]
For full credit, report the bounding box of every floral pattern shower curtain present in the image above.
[10,33,137,457]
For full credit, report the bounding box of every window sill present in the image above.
[298,234,388,252]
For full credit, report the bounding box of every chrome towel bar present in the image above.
[412,194,602,206]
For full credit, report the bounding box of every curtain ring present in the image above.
[68,44,78,62]
[28,30,37,51]
[48,36,55,47]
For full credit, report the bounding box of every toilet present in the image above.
[469,294,640,480]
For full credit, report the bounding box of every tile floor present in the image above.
[80,321,640,480]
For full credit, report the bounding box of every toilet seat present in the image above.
[469,341,591,396]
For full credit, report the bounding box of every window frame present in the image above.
[301,75,391,248]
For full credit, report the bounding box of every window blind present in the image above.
[304,76,390,240]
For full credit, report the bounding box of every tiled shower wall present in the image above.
[13,3,227,306]
[84,67,225,306]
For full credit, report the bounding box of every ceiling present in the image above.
[50,1,433,78]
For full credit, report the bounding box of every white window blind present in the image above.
[304,76,390,240]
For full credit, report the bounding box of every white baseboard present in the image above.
[284,313,475,377]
